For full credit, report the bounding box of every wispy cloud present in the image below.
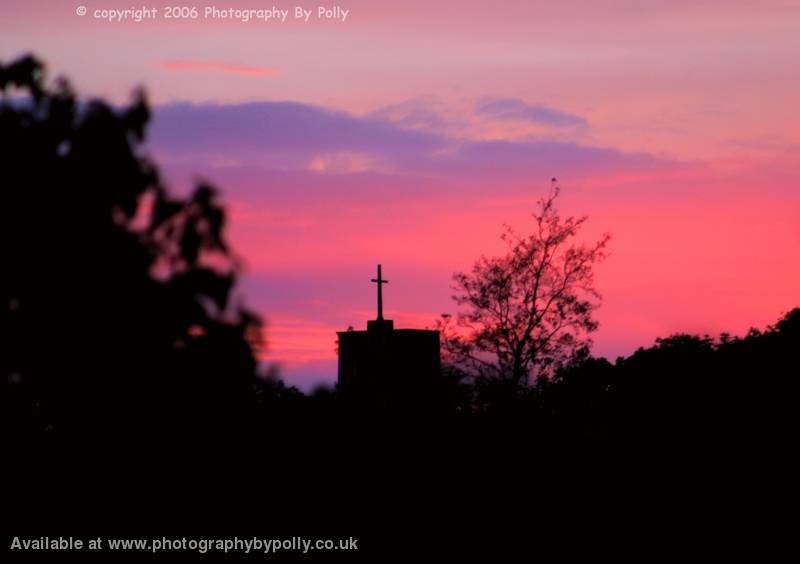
[475,97,587,128]
[157,61,280,77]
[368,96,468,133]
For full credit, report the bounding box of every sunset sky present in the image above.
[3,1,798,389]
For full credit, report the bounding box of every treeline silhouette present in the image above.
[256,309,799,446]
[478,311,799,447]
[4,55,797,560]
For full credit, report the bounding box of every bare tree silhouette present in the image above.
[439,183,610,396]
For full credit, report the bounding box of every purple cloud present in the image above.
[149,101,447,164]
[368,97,468,133]
[148,100,663,187]
[475,97,587,128]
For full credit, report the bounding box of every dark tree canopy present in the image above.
[2,55,262,440]
[535,308,800,445]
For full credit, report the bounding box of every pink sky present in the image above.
[3,1,799,388]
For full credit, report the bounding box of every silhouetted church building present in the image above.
[337,265,440,407]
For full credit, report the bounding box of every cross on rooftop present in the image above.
[370,264,388,320]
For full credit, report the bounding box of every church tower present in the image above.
[337,265,441,407]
